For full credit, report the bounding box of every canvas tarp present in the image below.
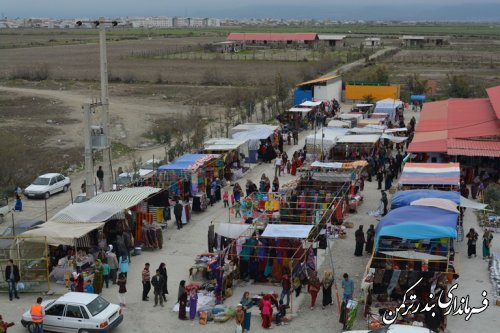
[381,133,408,143]
[215,223,251,239]
[336,134,381,144]
[391,189,460,209]
[288,107,313,113]
[375,206,458,244]
[232,126,277,150]
[262,224,314,239]
[460,196,488,210]
[410,198,458,213]
[300,101,322,107]
[379,250,447,261]
[49,202,124,223]
[21,221,105,246]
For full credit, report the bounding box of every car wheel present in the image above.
[27,322,39,333]
[63,185,69,192]
[44,192,50,199]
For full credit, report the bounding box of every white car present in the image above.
[347,324,436,333]
[21,292,123,333]
[138,158,161,178]
[24,173,71,199]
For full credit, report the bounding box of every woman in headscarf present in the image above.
[93,259,104,294]
[466,228,478,258]
[483,229,493,259]
[240,291,253,333]
[158,262,168,302]
[178,280,188,320]
[365,225,375,254]
[321,271,333,309]
[308,271,321,310]
[354,226,365,257]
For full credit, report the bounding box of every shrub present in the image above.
[10,63,50,81]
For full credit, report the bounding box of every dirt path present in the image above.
[0,86,190,147]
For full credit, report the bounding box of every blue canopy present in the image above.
[391,190,460,209]
[375,206,458,244]
[157,154,216,171]
[410,95,426,103]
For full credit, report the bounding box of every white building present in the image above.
[364,37,381,47]
[130,16,173,28]
[203,18,221,27]
[173,17,188,27]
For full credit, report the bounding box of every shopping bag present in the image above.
[235,324,243,333]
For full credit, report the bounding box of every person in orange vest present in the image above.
[30,297,44,333]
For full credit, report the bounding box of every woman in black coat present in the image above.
[158,262,168,301]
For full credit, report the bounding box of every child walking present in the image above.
[223,190,229,208]
[117,272,127,307]
[234,201,241,218]
[102,259,110,288]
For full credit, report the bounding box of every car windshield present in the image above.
[1,227,28,236]
[86,296,110,316]
[74,196,88,203]
[32,177,50,186]
[141,161,157,170]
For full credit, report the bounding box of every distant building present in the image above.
[203,18,221,27]
[227,32,318,48]
[317,34,346,47]
[187,17,204,28]
[364,37,381,47]
[400,35,449,47]
[173,17,188,28]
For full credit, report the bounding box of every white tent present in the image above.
[381,133,408,143]
[49,202,124,223]
[336,134,381,144]
[288,107,313,113]
[305,128,350,150]
[22,221,105,246]
[262,224,314,239]
[203,138,249,157]
[374,99,403,121]
[215,223,251,239]
[300,101,322,107]
[232,126,277,150]
[229,123,278,137]
[327,120,351,128]
[338,113,364,121]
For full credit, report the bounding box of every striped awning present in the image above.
[399,163,460,186]
[49,202,124,223]
[88,186,162,209]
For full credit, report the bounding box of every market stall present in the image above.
[203,138,250,182]
[231,125,279,163]
[398,163,460,190]
[337,113,364,127]
[327,119,352,128]
[330,134,381,161]
[357,118,385,128]
[158,154,223,208]
[363,205,459,330]
[305,127,350,159]
[374,98,403,122]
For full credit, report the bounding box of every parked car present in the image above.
[0,197,10,223]
[0,219,44,258]
[138,158,161,178]
[24,173,71,199]
[21,292,123,333]
[73,192,102,204]
[347,324,436,333]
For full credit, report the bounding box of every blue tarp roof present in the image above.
[157,154,213,171]
[375,206,458,244]
[410,95,426,102]
[391,190,460,209]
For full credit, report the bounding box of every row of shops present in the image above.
[361,162,489,331]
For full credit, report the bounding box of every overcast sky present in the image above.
[2,0,500,21]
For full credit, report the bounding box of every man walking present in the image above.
[96,166,104,190]
[174,199,183,230]
[30,297,44,333]
[106,245,119,285]
[275,154,283,177]
[279,271,291,308]
[381,190,388,216]
[142,263,151,301]
[5,259,20,301]
[341,273,354,302]
[151,269,165,307]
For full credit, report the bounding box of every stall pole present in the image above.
[44,198,48,222]
[45,237,51,292]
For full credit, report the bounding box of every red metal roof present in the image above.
[227,33,318,41]
[447,139,500,157]
[408,87,500,156]
[486,86,500,120]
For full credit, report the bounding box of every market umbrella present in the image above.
[410,198,458,213]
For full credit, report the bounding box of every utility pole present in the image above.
[76,18,118,192]
[99,18,112,192]
[83,103,97,199]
